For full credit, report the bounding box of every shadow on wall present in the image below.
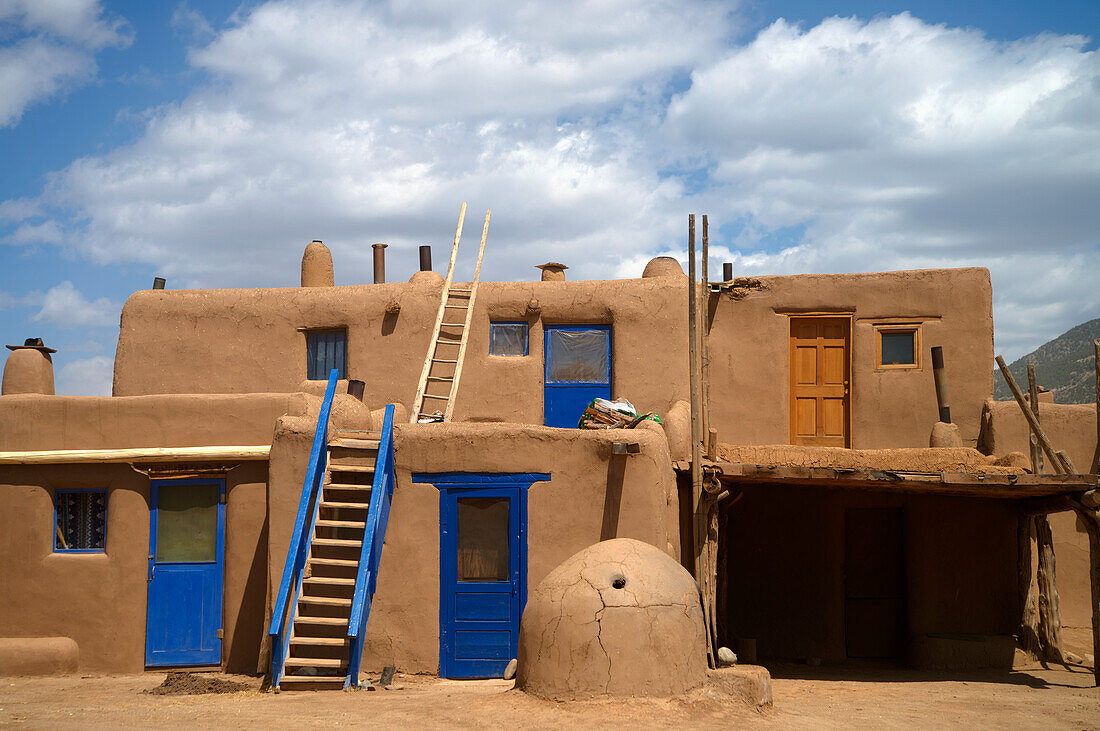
[601,458,626,541]
[227,516,268,674]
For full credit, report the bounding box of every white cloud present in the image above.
[0,0,132,127]
[30,281,118,328]
[4,5,1099,361]
[57,354,113,396]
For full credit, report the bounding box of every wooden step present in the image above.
[450,288,472,293]
[327,463,376,473]
[290,637,348,647]
[285,657,346,668]
[443,304,467,309]
[294,616,347,626]
[303,576,356,586]
[422,394,449,400]
[297,595,352,607]
[320,501,369,510]
[426,376,453,382]
[309,557,358,568]
[329,438,379,450]
[315,519,365,529]
[324,483,372,492]
[441,322,466,327]
[278,675,346,688]
[312,537,362,548]
[431,358,458,363]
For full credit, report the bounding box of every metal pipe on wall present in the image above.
[419,245,432,272]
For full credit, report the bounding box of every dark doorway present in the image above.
[844,507,906,659]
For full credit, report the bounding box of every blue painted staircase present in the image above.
[268,370,397,691]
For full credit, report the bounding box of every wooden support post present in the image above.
[706,428,718,461]
[1027,364,1043,475]
[1056,450,1078,476]
[1069,500,1100,686]
[996,355,1067,474]
[1035,515,1065,664]
[1018,513,1041,657]
[1095,339,1099,474]
[701,215,711,440]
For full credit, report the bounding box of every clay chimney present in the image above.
[419,245,432,272]
[2,338,56,396]
[536,262,568,281]
[301,240,334,287]
[372,243,388,284]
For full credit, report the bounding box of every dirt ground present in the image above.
[2,660,1098,730]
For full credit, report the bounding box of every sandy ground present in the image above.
[1,661,1098,730]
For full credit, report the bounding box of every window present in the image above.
[546,327,610,383]
[875,325,920,369]
[489,322,528,356]
[55,490,106,552]
[306,330,347,380]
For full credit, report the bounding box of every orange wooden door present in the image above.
[789,317,850,446]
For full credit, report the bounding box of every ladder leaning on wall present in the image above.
[409,202,490,423]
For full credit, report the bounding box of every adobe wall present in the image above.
[112,278,691,423]
[0,462,268,674]
[265,422,681,674]
[113,268,992,451]
[722,485,1018,668]
[978,399,1099,628]
[707,268,994,448]
[0,393,310,451]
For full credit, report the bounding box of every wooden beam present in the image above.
[687,214,711,668]
[996,355,1068,474]
[1095,338,1099,474]
[1018,513,1041,657]
[1035,516,1065,664]
[1069,500,1100,686]
[0,445,270,464]
[1027,364,1043,475]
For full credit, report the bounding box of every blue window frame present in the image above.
[54,490,107,552]
[489,322,528,356]
[307,330,347,380]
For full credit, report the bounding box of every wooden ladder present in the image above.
[277,431,380,690]
[410,202,490,423]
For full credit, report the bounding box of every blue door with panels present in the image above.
[146,478,225,667]
[414,473,549,678]
[544,325,611,428]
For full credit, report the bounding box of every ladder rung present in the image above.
[443,304,467,309]
[328,464,375,473]
[312,537,362,547]
[290,637,348,646]
[320,501,369,510]
[426,376,453,382]
[431,358,458,363]
[285,657,346,668]
[441,322,465,327]
[315,519,365,529]
[328,438,379,449]
[422,394,449,400]
[297,596,352,607]
[325,483,372,492]
[294,616,346,625]
[309,557,358,567]
[303,576,356,586]
[449,287,472,292]
[278,675,345,685]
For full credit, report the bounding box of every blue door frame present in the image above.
[145,478,225,667]
[413,473,549,678]
[544,324,612,428]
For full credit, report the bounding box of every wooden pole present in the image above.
[701,215,711,439]
[996,355,1067,474]
[1095,339,1099,475]
[1069,500,1100,686]
[1027,364,1043,475]
[1017,513,1041,657]
[0,445,271,464]
[1035,515,1065,663]
[445,209,489,421]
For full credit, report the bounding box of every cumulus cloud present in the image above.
[4,5,1099,360]
[57,354,113,396]
[29,281,118,328]
[0,0,132,126]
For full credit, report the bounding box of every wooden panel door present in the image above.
[789,317,850,446]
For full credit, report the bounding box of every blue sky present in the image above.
[1,0,1098,394]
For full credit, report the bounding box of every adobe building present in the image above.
[0,230,1097,690]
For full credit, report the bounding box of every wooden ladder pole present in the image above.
[996,356,1068,474]
[444,210,489,422]
[1027,364,1043,475]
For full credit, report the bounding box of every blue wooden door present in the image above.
[146,479,225,667]
[544,325,611,428]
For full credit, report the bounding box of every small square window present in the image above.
[490,322,528,356]
[876,326,920,368]
[307,330,347,380]
[55,491,107,552]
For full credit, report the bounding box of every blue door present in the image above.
[415,473,548,678]
[544,325,611,428]
[146,478,225,667]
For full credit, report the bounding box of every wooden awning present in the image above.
[673,460,1096,499]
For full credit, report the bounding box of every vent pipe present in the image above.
[419,245,432,272]
[372,243,388,284]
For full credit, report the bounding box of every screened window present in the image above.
[55,491,107,552]
[307,330,347,380]
[876,326,919,368]
[489,322,528,356]
[547,328,609,383]
[456,497,510,582]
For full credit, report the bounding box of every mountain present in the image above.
[994,318,1100,404]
